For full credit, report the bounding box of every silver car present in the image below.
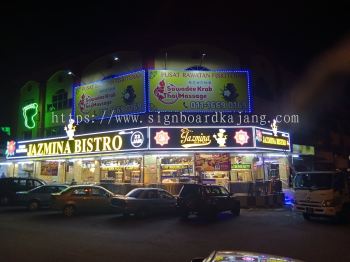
[111,188,177,217]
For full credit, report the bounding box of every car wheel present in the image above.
[28,201,39,211]
[63,205,75,217]
[0,196,9,206]
[231,207,240,216]
[302,213,311,221]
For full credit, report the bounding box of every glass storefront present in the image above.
[100,157,143,184]
[195,153,230,187]
[157,155,195,183]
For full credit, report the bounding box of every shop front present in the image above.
[6,125,291,204]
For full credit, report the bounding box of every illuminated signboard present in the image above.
[7,128,148,159]
[231,164,251,169]
[254,127,290,151]
[148,70,251,113]
[74,70,146,118]
[149,127,255,150]
[292,144,315,155]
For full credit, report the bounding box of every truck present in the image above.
[292,171,350,221]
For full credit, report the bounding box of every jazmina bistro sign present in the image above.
[8,127,148,159]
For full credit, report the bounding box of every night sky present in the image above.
[1,2,349,135]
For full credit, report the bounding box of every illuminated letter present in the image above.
[94,137,103,151]
[102,136,112,151]
[86,138,94,152]
[75,139,81,153]
[112,135,122,151]
[63,141,71,154]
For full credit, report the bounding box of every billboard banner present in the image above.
[74,70,146,118]
[148,70,251,112]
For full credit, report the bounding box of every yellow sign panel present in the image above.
[149,70,251,112]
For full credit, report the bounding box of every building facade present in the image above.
[3,45,293,204]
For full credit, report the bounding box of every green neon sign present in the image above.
[23,103,39,129]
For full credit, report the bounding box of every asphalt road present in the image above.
[0,206,349,262]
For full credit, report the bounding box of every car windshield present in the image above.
[293,172,334,190]
[204,186,229,196]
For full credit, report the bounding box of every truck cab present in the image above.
[292,171,350,221]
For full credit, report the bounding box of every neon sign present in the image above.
[22,103,39,129]
[26,135,123,156]
[154,130,170,146]
[7,128,148,159]
[180,128,211,148]
[234,130,250,146]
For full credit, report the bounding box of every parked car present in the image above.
[0,177,46,205]
[16,184,69,211]
[177,184,240,219]
[191,250,303,262]
[111,188,177,217]
[51,185,116,217]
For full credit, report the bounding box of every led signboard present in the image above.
[7,127,148,159]
[74,70,146,118]
[254,127,290,151]
[148,70,251,113]
[150,127,255,150]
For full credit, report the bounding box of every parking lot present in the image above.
[0,206,349,262]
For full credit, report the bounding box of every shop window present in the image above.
[230,155,254,182]
[18,163,34,177]
[100,158,142,184]
[50,89,71,111]
[81,161,96,183]
[158,155,195,184]
[195,153,230,187]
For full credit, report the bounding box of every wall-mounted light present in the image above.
[200,53,206,66]
[113,57,119,61]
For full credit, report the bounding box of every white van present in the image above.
[292,171,350,221]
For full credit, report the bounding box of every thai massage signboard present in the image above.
[148,70,251,112]
[74,70,146,118]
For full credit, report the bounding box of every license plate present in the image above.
[306,207,314,214]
